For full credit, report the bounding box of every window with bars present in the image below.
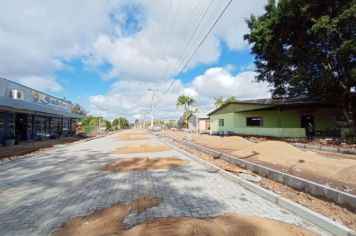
[246,117,263,127]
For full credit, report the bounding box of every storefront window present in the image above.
[27,115,33,134]
[34,116,46,135]
[0,112,4,134]
[8,113,15,136]
[51,118,60,136]
[62,119,69,135]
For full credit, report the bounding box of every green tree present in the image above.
[176,95,196,128]
[71,103,87,115]
[214,96,236,108]
[81,116,98,133]
[214,97,224,108]
[112,117,130,129]
[176,95,196,113]
[245,0,356,129]
[105,120,112,131]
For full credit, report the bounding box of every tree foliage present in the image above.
[176,95,196,112]
[105,120,112,131]
[81,115,98,132]
[214,96,237,108]
[112,117,130,129]
[176,95,196,128]
[244,0,356,126]
[71,103,87,115]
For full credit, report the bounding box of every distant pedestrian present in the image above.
[305,123,314,141]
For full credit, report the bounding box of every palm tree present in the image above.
[214,97,224,108]
[176,95,196,128]
[214,96,236,108]
[176,95,196,112]
[225,96,236,104]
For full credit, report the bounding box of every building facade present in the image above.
[187,113,210,132]
[208,98,349,138]
[0,77,85,145]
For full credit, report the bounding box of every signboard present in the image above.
[32,91,71,111]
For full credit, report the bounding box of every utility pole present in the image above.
[142,112,146,129]
[147,88,159,130]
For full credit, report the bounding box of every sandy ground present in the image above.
[52,195,316,236]
[102,157,189,172]
[111,143,170,154]
[162,131,356,192]
[116,133,149,141]
[232,141,356,187]
[0,137,83,160]
[169,139,356,231]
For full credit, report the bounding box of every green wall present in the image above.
[210,106,339,137]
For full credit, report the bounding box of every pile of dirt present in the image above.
[53,195,316,236]
[162,130,254,151]
[232,141,356,186]
[102,157,189,172]
[170,139,356,231]
[52,195,162,236]
[111,144,169,154]
[117,133,149,141]
[163,131,356,192]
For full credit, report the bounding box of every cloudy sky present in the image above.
[0,0,271,121]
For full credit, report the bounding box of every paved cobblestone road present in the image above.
[0,131,331,235]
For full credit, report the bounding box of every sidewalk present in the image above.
[0,137,82,160]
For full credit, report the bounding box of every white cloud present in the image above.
[18,76,63,93]
[192,67,271,99]
[89,79,188,120]
[0,1,267,81]
[89,67,271,121]
[87,0,267,81]
[0,0,269,115]
[0,0,122,77]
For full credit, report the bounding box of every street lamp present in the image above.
[147,88,159,130]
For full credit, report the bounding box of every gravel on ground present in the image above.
[167,139,356,231]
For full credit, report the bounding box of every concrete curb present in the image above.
[166,136,356,212]
[293,143,356,155]
[158,137,355,236]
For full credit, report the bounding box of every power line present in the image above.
[158,0,205,81]
[162,0,215,83]
[154,0,234,109]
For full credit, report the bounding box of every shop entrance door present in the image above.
[15,113,28,141]
[301,115,314,128]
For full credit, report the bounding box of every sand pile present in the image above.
[53,195,317,236]
[117,133,149,141]
[162,130,253,151]
[52,195,162,236]
[196,135,254,151]
[232,141,356,186]
[102,157,189,172]
[112,144,169,154]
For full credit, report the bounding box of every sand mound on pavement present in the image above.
[53,195,317,236]
[117,133,149,141]
[232,141,356,185]
[112,144,169,154]
[102,157,189,172]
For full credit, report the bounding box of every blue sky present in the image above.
[0,0,269,120]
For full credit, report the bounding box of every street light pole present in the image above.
[148,88,159,130]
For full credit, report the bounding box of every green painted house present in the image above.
[208,97,348,138]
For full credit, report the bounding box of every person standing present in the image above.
[305,123,314,141]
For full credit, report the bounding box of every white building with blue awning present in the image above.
[0,77,85,145]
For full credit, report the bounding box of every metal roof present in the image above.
[208,97,324,116]
[0,77,85,119]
